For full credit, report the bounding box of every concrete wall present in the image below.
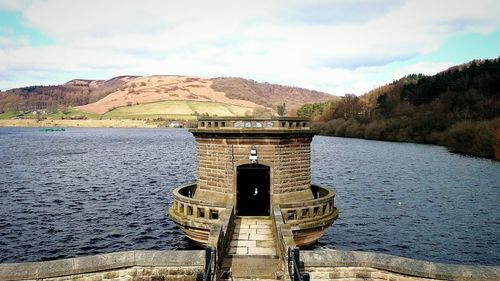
[0,251,204,281]
[302,250,500,281]
[194,136,313,204]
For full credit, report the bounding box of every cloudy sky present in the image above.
[1,0,499,95]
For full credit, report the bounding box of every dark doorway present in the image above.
[236,164,270,216]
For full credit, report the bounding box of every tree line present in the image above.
[297,58,500,159]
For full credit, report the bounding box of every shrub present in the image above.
[441,118,499,158]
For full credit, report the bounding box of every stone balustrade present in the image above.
[194,117,311,130]
[169,184,226,227]
[280,185,338,227]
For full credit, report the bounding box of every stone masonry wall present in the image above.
[306,266,442,281]
[301,250,500,281]
[0,251,204,281]
[194,136,313,204]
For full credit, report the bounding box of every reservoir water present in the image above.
[0,128,498,265]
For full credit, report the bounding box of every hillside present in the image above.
[298,58,500,159]
[211,77,335,114]
[0,75,335,117]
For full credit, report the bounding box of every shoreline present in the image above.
[0,119,160,128]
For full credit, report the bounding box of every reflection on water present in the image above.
[0,128,499,265]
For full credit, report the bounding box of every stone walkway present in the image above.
[223,216,280,280]
[229,217,277,256]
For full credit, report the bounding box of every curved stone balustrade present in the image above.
[280,185,338,227]
[169,184,226,229]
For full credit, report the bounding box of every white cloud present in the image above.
[1,0,500,94]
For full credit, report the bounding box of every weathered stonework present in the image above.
[169,117,339,247]
[301,250,500,281]
[194,136,314,204]
[2,250,499,281]
[0,251,203,281]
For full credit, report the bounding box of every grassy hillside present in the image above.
[1,75,335,117]
[103,100,253,120]
[0,107,100,120]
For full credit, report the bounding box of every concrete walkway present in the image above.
[223,216,280,280]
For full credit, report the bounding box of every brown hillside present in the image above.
[1,75,336,116]
[77,76,263,114]
[211,77,335,114]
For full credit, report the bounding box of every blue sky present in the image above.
[1,0,499,94]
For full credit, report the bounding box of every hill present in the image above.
[0,75,335,118]
[298,58,500,159]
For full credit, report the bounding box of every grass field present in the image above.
[103,100,253,119]
[0,100,253,128]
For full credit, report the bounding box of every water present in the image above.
[0,128,499,265]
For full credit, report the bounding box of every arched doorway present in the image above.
[236,164,270,216]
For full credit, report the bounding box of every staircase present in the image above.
[222,216,281,280]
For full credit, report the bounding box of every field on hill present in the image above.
[103,100,253,120]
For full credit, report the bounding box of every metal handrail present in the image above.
[288,247,310,281]
[196,248,216,281]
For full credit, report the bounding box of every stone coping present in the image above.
[0,250,204,281]
[196,117,310,121]
[301,249,500,281]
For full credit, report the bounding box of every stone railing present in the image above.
[193,117,311,130]
[207,204,235,280]
[280,185,338,228]
[169,184,226,227]
[0,250,204,281]
[272,206,297,278]
[301,250,500,281]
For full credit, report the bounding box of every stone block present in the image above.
[247,247,276,255]
[135,250,204,267]
[230,240,256,248]
[73,251,135,274]
[249,234,272,241]
[103,271,119,279]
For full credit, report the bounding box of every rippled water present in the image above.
[0,128,499,265]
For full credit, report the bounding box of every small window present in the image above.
[187,205,193,216]
[210,210,219,220]
[221,122,225,127]
[301,208,309,219]
[207,122,212,127]
[198,208,205,218]
[201,122,205,127]
[214,122,219,127]
[287,210,296,221]
[313,206,320,216]
[281,122,286,127]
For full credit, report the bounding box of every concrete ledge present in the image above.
[0,250,204,281]
[302,249,500,281]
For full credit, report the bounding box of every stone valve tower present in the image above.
[169,117,338,248]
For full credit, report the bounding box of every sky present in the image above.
[0,0,499,95]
